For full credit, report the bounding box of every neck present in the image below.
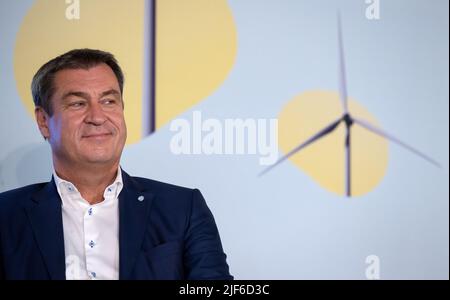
[54,160,119,205]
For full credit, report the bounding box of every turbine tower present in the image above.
[260,14,441,197]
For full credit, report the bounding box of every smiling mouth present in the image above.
[82,133,113,139]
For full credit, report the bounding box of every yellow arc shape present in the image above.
[14,0,145,144]
[156,0,237,129]
[278,91,389,197]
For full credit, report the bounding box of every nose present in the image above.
[85,103,107,126]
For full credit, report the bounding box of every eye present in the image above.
[69,101,86,108]
[102,99,117,106]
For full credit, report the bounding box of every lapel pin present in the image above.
[137,195,145,202]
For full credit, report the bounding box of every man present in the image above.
[0,49,232,280]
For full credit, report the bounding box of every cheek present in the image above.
[48,118,62,139]
[121,118,127,135]
[111,113,127,135]
[49,116,80,142]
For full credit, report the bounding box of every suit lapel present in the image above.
[119,171,154,279]
[26,179,66,280]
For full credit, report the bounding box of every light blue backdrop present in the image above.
[0,0,448,279]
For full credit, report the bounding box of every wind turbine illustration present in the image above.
[260,14,441,197]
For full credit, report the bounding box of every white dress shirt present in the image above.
[53,167,123,280]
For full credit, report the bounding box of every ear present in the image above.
[35,107,50,140]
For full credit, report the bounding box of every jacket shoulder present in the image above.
[0,183,48,211]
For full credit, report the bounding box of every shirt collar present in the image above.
[53,166,123,206]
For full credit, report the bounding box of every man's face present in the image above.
[38,64,127,168]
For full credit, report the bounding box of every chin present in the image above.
[81,151,117,165]
[87,156,115,163]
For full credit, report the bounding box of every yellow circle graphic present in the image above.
[278,91,389,197]
[156,0,237,128]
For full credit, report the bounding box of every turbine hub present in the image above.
[343,113,354,127]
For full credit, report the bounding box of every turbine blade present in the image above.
[259,117,342,176]
[338,12,349,114]
[353,117,441,168]
[345,125,351,197]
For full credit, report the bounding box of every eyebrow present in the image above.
[100,89,121,98]
[61,89,121,101]
[62,91,90,101]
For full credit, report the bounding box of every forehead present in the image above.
[52,63,120,94]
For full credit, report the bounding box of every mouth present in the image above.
[82,133,113,139]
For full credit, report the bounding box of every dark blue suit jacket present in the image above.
[0,170,232,280]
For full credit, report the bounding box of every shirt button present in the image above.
[91,272,96,278]
[88,208,93,216]
[89,240,95,248]
[107,187,112,192]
